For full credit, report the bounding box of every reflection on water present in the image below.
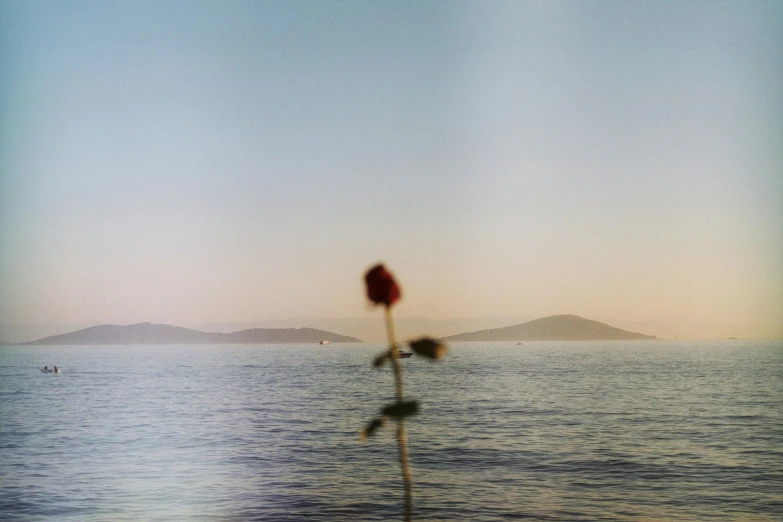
[1,341,781,520]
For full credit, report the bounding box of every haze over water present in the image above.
[2,341,782,520]
[1,3,782,518]
[1,2,782,343]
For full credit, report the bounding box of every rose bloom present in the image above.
[364,264,401,307]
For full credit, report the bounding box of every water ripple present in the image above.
[1,341,781,520]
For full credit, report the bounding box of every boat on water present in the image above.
[399,352,414,358]
[40,367,61,373]
[319,340,331,345]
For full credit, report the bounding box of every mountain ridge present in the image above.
[439,314,657,341]
[24,322,362,345]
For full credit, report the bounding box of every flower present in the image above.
[364,264,401,307]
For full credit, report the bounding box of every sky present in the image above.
[1,1,781,342]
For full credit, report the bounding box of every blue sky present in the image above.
[1,1,781,341]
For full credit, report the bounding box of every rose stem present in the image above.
[385,305,412,522]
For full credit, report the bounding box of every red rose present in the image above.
[364,264,401,307]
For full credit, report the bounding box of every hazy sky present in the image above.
[1,1,781,342]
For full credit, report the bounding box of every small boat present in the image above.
[399,352,414,358]
[319,340,331,345]
[40,367,61,373]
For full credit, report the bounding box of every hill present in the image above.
[439,314,657,341]
[25,322,361,345]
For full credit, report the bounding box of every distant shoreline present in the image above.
[8,316,773,345]
[22,322,362,345]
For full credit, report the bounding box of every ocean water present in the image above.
[1,341,781,521]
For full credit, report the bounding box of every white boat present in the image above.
[319,340,331,345]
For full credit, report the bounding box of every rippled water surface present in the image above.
[1,341,782,520]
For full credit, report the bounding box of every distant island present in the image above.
[24,322,361,345]
[439,314,657,341]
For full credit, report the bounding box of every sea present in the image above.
[1,341,781,521]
